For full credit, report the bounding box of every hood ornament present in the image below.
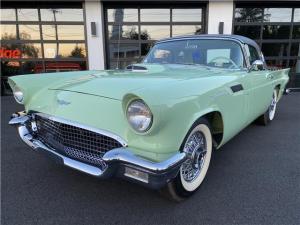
[57,98,71,106]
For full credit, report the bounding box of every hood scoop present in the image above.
[126,64,148,73]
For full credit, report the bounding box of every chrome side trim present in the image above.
[34,112,128,147]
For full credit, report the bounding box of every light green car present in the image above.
[9,35,289,200]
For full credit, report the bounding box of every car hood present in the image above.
[48,63,238,100]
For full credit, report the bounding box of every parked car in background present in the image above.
[8,35,289,201]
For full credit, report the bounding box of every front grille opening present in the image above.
[34,115,123,167]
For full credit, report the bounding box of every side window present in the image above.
[248,45,260,64]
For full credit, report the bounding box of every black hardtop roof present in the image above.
[157,34,260,51]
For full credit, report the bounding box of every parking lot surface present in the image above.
[1,94,300,225]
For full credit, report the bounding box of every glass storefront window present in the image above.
[40,8,83,22]
[140,9,170,22]
[17,9,39,21]
[42,25,56,40]
[58,43,86,58]
[44,61,86,72]
[264,8,292,22]
[261,43,289,57]
[109,43,140,59]
[57,25,85,40]
[234,8,263,22]
[172,25,202,37]
[263,25,290,39]
[108,25,139,40]
[107,9,138,22]
[293,25,300,39]
[0,25,17,39]
[234,25,261,40]
[172,9,202,22]
[140,26,170,40]
[1,43,42,58]
[19,25,41,40]
[290,43,300,56]
[294,9,300,22]
[1,9,16,21]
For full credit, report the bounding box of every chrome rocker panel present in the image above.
[9,113,187,189]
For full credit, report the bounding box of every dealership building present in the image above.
[1,0,300,95]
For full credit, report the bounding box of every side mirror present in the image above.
[249,60,264,72]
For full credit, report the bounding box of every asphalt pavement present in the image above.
[1,94,300,225]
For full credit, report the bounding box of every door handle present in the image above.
[266,74,274,80]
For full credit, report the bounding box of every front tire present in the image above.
[256,89,278,126]
[160,118,213,201]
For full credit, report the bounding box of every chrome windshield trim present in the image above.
[34,113,128,147]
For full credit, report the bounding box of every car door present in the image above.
[247,45,274,120]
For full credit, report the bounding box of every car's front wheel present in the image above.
[160,118,212,201]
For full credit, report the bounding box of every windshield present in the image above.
[143,39,245,69]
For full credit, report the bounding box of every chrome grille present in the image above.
[34,115,123,167]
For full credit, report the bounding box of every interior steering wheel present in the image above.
[208,56,238,69]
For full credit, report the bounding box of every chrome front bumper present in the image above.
[9,113,187,189]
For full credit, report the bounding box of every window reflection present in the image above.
[172,25,202,37]
[1,9,16,21]
[140,9,170,22]
[263,25,290,39]
[0,25,17,39]
[57,25,85,40]
[40,8,83,21]
[261,43,288,57]
[294,9,300,22]
[44,43,86,58]
[2,43,42,58]
[290,43,300,56]
[43,61,86,72]
[108,25,139,40]
[234,25,261,39]
[266,59,288,69]
[109,43,139,59]
[107,9,138,22]
[19,25,40,40]
[17,9,38,21]
[140,26,170,40]
[264,8,292,22]
[234,8,263,22]
[141,43,154,56]
[293,25,300,39]
[172,9,202,22]
[42,25,56,40]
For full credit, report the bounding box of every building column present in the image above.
[207,0,234,34]
[85,0,105,70]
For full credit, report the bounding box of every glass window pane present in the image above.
[57,25,84,40]
[44,43,58,58]
[59,43,86,58]
[2,43,42,58]
[40,8,83,21]
[264,8,292,22]
[293,25,300,39]
[261,43,289,57]
[294,9,300,22]
[44,61,86,72]
[42,25,56,40]
[19,25,40,40]
[0,25,17,39]
[140,9,170,22]
[1,9,16,21]
[107,9,138,22]
[234,8,263,22]
[109,43,140,59]
[290,43,300,56]
[17,9,38,21]
[263,25,290,39]
[172,9,202,22]
[140,26,170,40]
[266,59,288,70]
[289,59,300,74]
[234,25,261,40]
[110,60,137,69]
[108,25,138,40]
[172,25,202,37]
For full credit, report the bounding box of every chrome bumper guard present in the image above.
[9,113,187,189]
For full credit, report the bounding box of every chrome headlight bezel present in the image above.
[126,99,153,133]
[13,86,24,104]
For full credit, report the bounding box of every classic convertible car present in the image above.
[9,35,289,201]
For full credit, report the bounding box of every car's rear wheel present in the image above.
[256,89,278,126]
[160,118,212,201]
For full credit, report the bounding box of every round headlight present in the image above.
[126,100,152,133]
[13,86,24,103]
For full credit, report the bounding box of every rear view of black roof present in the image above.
[157,34,259,50]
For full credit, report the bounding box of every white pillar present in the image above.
[208,0,234,35]
[85,0,105,70]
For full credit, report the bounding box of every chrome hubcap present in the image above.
[269,92,277,120]
[181,131,207,182]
